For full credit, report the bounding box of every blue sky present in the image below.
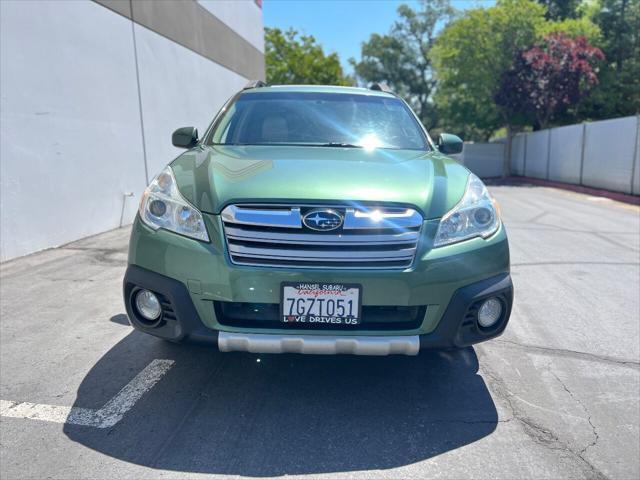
[263,0,496,74]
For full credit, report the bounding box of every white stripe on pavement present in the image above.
[0,359,174,428]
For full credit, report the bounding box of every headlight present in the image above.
[139,166,209,242]
[433,173,500,247]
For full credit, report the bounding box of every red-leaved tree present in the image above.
[495,33,604,129]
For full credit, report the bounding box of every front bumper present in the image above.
[123,264,513,354]
[124,214,512,353]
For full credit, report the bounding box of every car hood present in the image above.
[170,145,470,219]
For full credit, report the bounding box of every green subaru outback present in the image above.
[123,83,512,356]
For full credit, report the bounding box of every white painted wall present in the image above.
[199,0,264,52]
[0,0,145,262]
[134,23,248,179]
[1,0,259,261]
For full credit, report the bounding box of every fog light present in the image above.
[135,289,161,321]
[477,297,502,328]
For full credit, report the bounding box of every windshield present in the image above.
[207,91,429,150]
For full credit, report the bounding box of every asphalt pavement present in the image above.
[1,184,639,479]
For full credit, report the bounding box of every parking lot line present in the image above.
[0,359,174,428]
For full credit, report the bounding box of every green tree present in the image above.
[264,28,352,86]
[537,0,581,20]
[431,0,548,142]
[350,0,456,129]
[581,0,640,119]
[539,15,602,41]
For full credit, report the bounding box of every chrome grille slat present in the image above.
[227,244,416,259]
[224,226,420,245]
[221,205,302,228]
[221,204,422,269]
[230,257,413,269]
[231,257,413,269]
[343,209,424,229]
[232,254,415,263]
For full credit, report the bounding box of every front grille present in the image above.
[214,301,426,331]
[221,204,423,269]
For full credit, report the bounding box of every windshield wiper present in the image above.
[211,142,365,148]
[320,142,363,148]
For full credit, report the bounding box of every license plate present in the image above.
[280,282,362,326]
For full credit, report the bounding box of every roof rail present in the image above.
[243,80,268,90]
[369,83,394,94]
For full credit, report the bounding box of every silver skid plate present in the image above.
[218,332,420,356]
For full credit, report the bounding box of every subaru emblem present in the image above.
[302,209,343,231]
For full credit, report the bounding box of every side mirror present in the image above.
[172,127,198,149]
[437,133,463,155]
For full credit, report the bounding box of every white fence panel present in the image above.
[461,143,504,178]
[548,124,583,184]
[510,134,526,175]
[582,116,637,194]
[633,121,640,196]
[524,130,550,178]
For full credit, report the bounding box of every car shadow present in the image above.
[64,328,497,476]
[108,313,130,326]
